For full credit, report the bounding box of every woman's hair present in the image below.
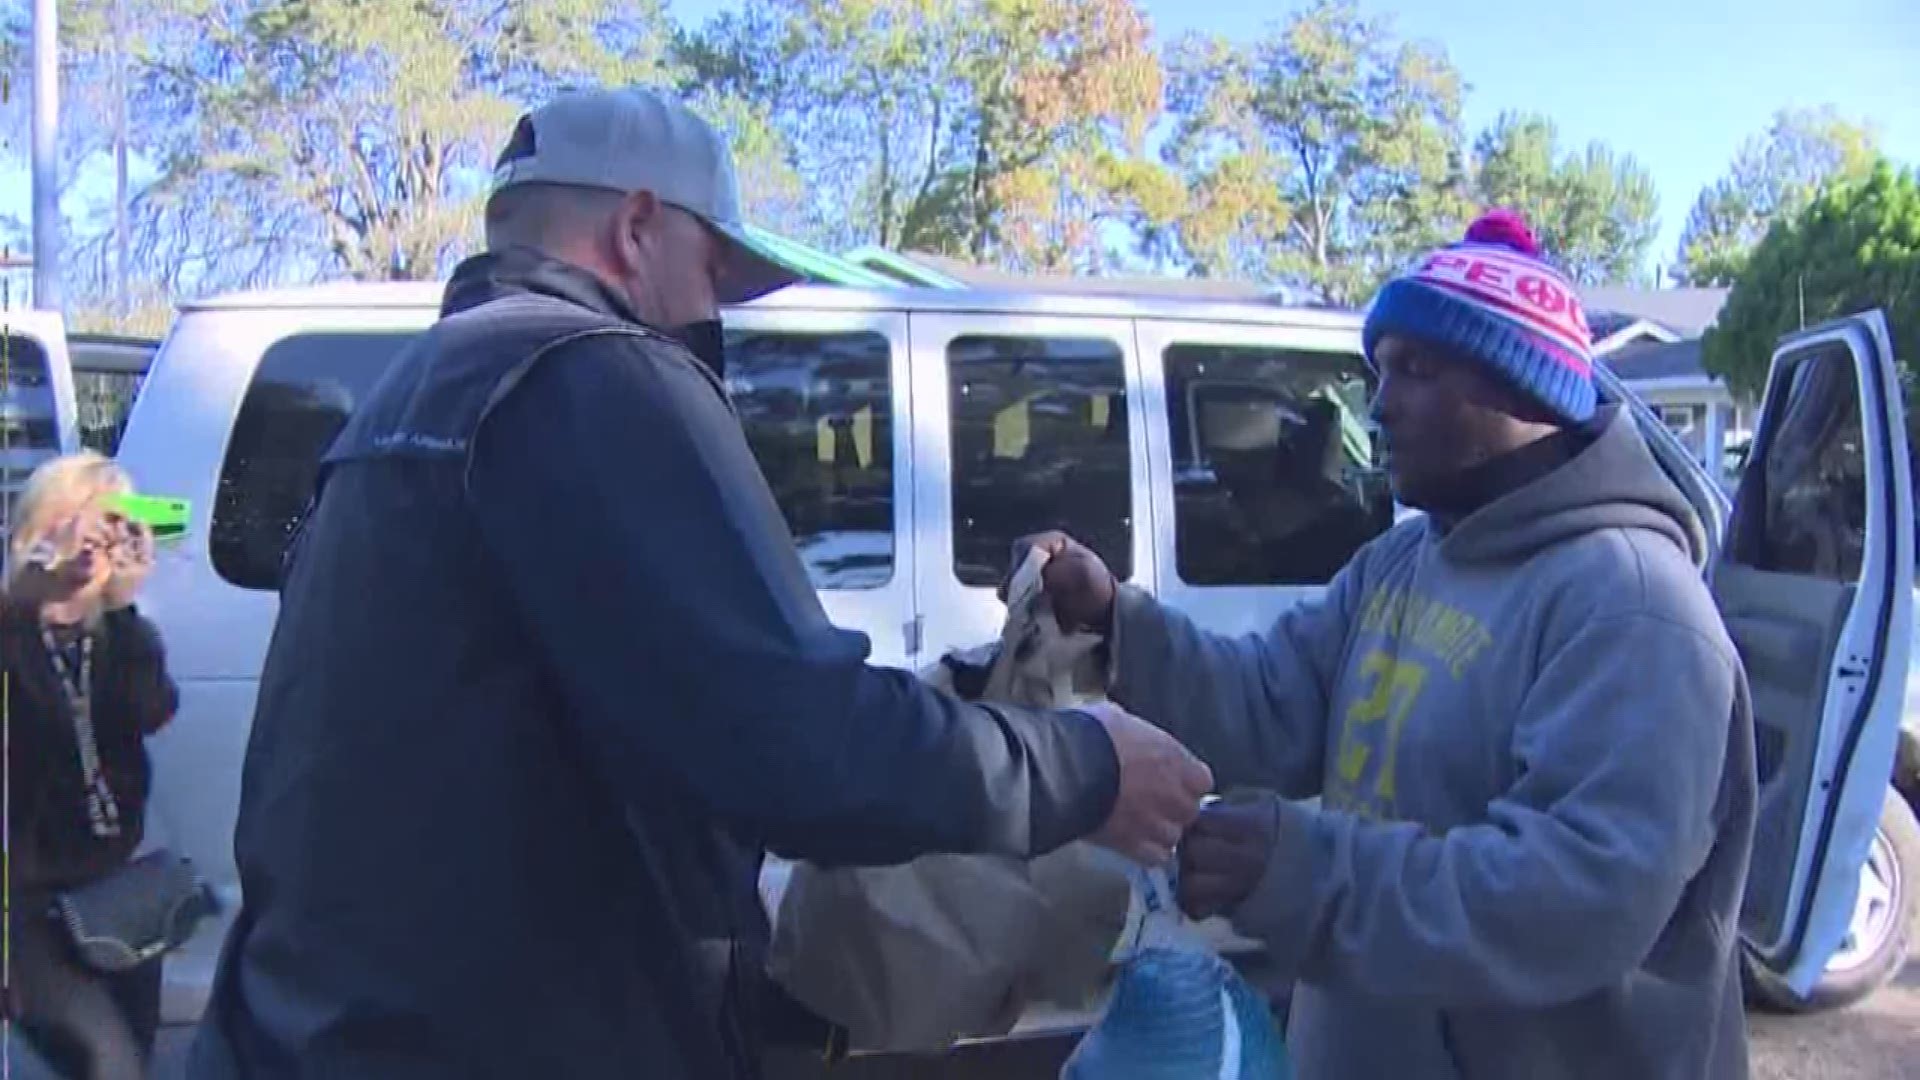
[5,450,134,589]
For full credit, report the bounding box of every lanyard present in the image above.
[40,628,124,840]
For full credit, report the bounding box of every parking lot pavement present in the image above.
[146,954,1920,1079]
[1748,957,1920,1080]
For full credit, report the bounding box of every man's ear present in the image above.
[612,190,661,271]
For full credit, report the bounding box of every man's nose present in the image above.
[1368,380,1394,427]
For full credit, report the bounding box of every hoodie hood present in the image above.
[1439,405,1707,567]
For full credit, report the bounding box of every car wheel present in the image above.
[1744,786,1918,1014]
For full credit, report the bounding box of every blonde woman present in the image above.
[3,451,177,1078]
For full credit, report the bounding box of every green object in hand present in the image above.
[109,493,191,540]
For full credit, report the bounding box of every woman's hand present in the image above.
[101,515,156,611]
[8,514,106,612]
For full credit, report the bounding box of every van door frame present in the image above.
[1718,310,1912,990]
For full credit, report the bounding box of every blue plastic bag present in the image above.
[1061,865,1292,1080]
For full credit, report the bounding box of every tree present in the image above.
[959,0,1168,271]
[124,0,686,288]
[0,0,169,320]
[690,0,1165,271]
[1158,0,1471,305]
[5,0,703,309]
[686,0,972,255]
[1472,111,1659,284]
[4,0,803,328]
[1675,107,1879,286]
[1701,161,1918,396]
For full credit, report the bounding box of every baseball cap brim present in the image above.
[708,220,805,305]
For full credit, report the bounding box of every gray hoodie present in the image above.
[1112,406,1757,1079]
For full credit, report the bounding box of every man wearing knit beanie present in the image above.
[1019,210,1757,1079]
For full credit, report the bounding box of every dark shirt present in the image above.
[0,600,178,890]
[188,248,1120,1080]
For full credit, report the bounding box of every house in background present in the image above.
[1582,286,1747,487]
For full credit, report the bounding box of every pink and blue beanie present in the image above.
[1362,209,1597,424]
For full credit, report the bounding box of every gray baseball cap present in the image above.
[491,87,802,304]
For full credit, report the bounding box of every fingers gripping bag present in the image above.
[1063,862,1293,1080]
[764,548,1133,1051]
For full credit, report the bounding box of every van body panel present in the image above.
[111,283,1906,1033]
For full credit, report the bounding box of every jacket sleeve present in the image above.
[1108,552,1366,799]
[466,335,1118,867]
[1228,610,1740,1008]
[107,609,180,736]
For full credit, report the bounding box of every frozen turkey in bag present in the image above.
[1062,864,1292,1080]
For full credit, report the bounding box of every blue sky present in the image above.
[4,0,1917,281]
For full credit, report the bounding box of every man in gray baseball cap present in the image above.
[489,85,799,307]
[187,86,1210,1080]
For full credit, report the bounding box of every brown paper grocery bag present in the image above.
[765,550,1133,1052]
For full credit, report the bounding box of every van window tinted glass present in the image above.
[213,332,415,590]
[948,334,1131,587]
[1164,343,1391,586]
[0,334,64,527]
[77,371,146,455]
[1728,342,1866,583]
[727,329,895,589]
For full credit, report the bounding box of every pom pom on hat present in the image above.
[1361,207,1597,424]
[1462,208,1540,256]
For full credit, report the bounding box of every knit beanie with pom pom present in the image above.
[1362,209,1597,424]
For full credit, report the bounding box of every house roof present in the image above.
[1578,286,1730,338]
[1603,337,1709,382]
[1585,310,1641,341]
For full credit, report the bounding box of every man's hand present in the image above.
[1084,702,1212,866]
[1005,531,1117,635]
[1176,795,1280,920]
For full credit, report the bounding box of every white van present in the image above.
[17,287,1918,1057]
[0,310,84,508]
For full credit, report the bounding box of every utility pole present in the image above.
[30,0,59,311]
[113,0,130,318]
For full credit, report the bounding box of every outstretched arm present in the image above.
[468,337,1122,867]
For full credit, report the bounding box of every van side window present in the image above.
[947,335,1131,587]
[727,329,895,590]
[1163,343,1391,586]
[212,332,416,590]
[1727,342,1867,583]
[76,371,146,455]
[0,334,65,526]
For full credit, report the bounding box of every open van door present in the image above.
[0,311,82,524]
[1713,310,1913,999]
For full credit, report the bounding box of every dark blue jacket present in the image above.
[186,250,1120,1080]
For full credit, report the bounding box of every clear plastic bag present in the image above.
[1062,862,1293,1079]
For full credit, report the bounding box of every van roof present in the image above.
[180,280,1366,331]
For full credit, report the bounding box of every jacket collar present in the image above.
[441,246,650,326]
